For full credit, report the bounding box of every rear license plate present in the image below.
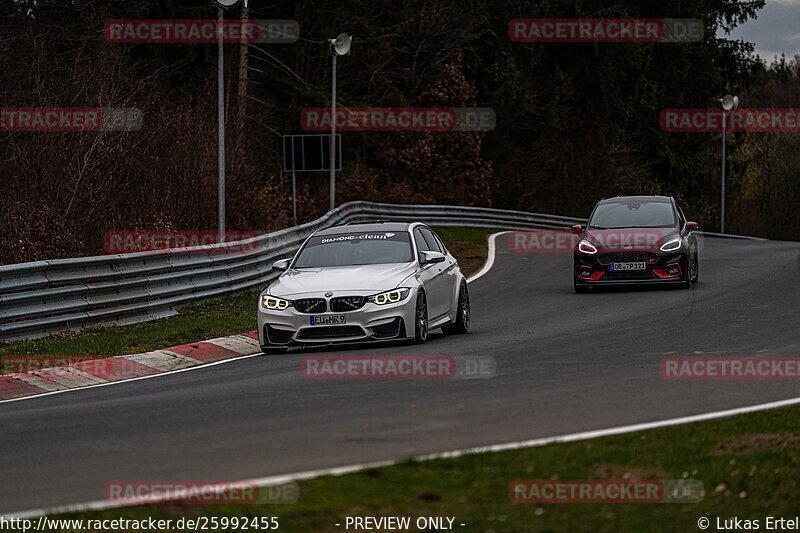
[310,315,346,325]
[611,262,646,271]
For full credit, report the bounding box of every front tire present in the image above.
[442,282,470,335]
[681,250,697,289]
[413,291,428,344]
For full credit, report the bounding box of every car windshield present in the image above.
[293,231,414,267]
[589,201,676,229]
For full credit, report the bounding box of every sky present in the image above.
[720,0,800,61]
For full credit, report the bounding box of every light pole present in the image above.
[328,34,352,211]
[213,0,248,239]
[718,94,738,234]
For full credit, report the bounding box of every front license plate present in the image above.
[611,262,646,271]
[310,315,346,325]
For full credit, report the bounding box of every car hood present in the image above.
[268,262,417,297]
[583,228,678,253]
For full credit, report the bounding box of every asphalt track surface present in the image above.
[1,234,799,514]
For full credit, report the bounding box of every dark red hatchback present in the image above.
[572,196,699,292]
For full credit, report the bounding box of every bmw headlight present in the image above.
[660,237,682,252]
[368,288,410,305]
[261,295,292,310]
[578,239,598,254]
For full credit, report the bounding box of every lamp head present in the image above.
[720,94,739,111]
[330,34,353,56]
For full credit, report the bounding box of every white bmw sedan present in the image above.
[257,222,470,353]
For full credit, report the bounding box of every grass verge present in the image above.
[17,404,800,532]
[0,227,499,366]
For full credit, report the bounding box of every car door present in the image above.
[428,229,460,313]
[414,227,453,320]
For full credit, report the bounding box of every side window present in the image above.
[431,230,448,254]
[677,206,686,228]
[414,228,431,261]
[420,228,443,253]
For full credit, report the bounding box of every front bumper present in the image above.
[257,290,417,347]
[574,250,688,286]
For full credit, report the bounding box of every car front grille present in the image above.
[330,296,366,312]
[604,270,659,280]
[297,326,365,340]
[371,318,403,339]
[598,252,659,264]
[265,324,294,344]
[294,298,326,313]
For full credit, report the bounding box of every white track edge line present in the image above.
[466,231,507,283]
[7,394,800,519]
[3,231,797,517]
[0,353,262,405]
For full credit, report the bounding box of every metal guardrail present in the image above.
[0,201,584,342]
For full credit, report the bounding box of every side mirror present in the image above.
[272,258,291,272]
[420,250,446,265]
[685,221,699,230]
[570,224,583,235]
